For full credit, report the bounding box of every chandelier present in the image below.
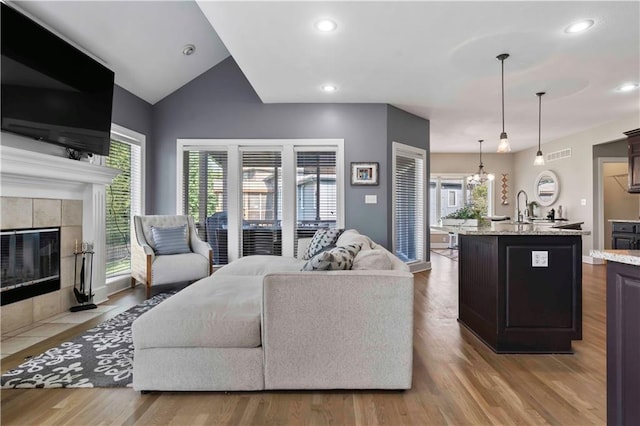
[468,139,495,185]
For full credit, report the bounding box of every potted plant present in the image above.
[441,203,484,227]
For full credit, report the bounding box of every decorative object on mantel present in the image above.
[1,291,176,389]
[501,173,509,205]
[350,162,379,185]
[467,139,494,185]
[534,91,546,166]
[65,147,83,161]
[496,53,511,153]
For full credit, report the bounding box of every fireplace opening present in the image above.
[1,227,60,306]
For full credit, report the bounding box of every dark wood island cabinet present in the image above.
[437,222,589,354]
[591,250,640,426]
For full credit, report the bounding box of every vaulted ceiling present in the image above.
[12,1,640,153]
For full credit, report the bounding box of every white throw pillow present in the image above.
[336,229,374,251]
[352,248,393,270]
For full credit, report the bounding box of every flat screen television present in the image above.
[1,3,114,156]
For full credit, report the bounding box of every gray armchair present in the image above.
[131,215,212,298]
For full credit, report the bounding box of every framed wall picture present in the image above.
[351,162,379,186]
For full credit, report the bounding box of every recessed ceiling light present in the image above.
[616,82,640,92]
[321,84,337,92]
[564,19,594,33]
[315,19,337,32]
[182,44,196,56]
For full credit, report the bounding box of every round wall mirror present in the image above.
[534,170,560,206]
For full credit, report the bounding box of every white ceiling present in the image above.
[10,1,640,153]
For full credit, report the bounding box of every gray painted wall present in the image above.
[150,57,428,248]
[112,85,153,139]
[593,138,627,158]
[386,105,430,260]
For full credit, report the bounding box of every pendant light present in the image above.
[496,53,511,153]
[534,92,546,166]
[468,139,495,184]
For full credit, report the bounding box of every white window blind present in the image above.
[295,151,337,254]
[182,150,228,265]
[105,139,142,277]
[393,144,425,266]
[241,150,282,256]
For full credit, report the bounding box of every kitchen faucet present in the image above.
[516,190,528,224]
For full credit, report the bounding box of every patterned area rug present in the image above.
[1,291,175,389]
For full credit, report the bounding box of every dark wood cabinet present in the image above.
[458,234,582,353]
[612,222,640,249]
[606,261,640,426]
[626,128,640,193]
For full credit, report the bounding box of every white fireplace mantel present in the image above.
[1,145,121,304]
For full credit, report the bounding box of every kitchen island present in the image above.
[590,249,640,426]
[435,222,590,353]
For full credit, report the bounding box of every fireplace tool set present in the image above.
[71,240,97,312]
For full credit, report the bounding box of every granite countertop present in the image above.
[434,221,590,236]
[608,219,640,223]
[590,249,640,266]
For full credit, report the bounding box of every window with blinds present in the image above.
[295,151,337,254]
[241,151,282,256]
[393,144,426,266]
[182,150,228,265]
[105,139,142,277]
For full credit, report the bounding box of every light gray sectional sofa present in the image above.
[131,229,414,391]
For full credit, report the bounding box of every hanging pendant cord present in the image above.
[501,59,505,133]
[538,94,542,151]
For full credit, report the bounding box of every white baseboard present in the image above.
[93,285,109,305]
[583,255,605,265]
[106,274,132,296]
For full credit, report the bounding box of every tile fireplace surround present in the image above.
[0,145,120,334]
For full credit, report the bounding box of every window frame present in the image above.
[176,139,345,262]
[429,173,495,226]
[392,141,428,272]
[100,123,146,280]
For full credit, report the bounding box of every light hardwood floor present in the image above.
[1,254,607,425]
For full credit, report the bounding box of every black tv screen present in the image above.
[1,3,114,156]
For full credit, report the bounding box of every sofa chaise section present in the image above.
[132,230,414,392]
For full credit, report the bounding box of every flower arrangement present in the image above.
[443,203,483,220]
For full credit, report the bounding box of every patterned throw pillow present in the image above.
[151,225,191,255]
[301,243,362,271]
[301,228,344,260]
